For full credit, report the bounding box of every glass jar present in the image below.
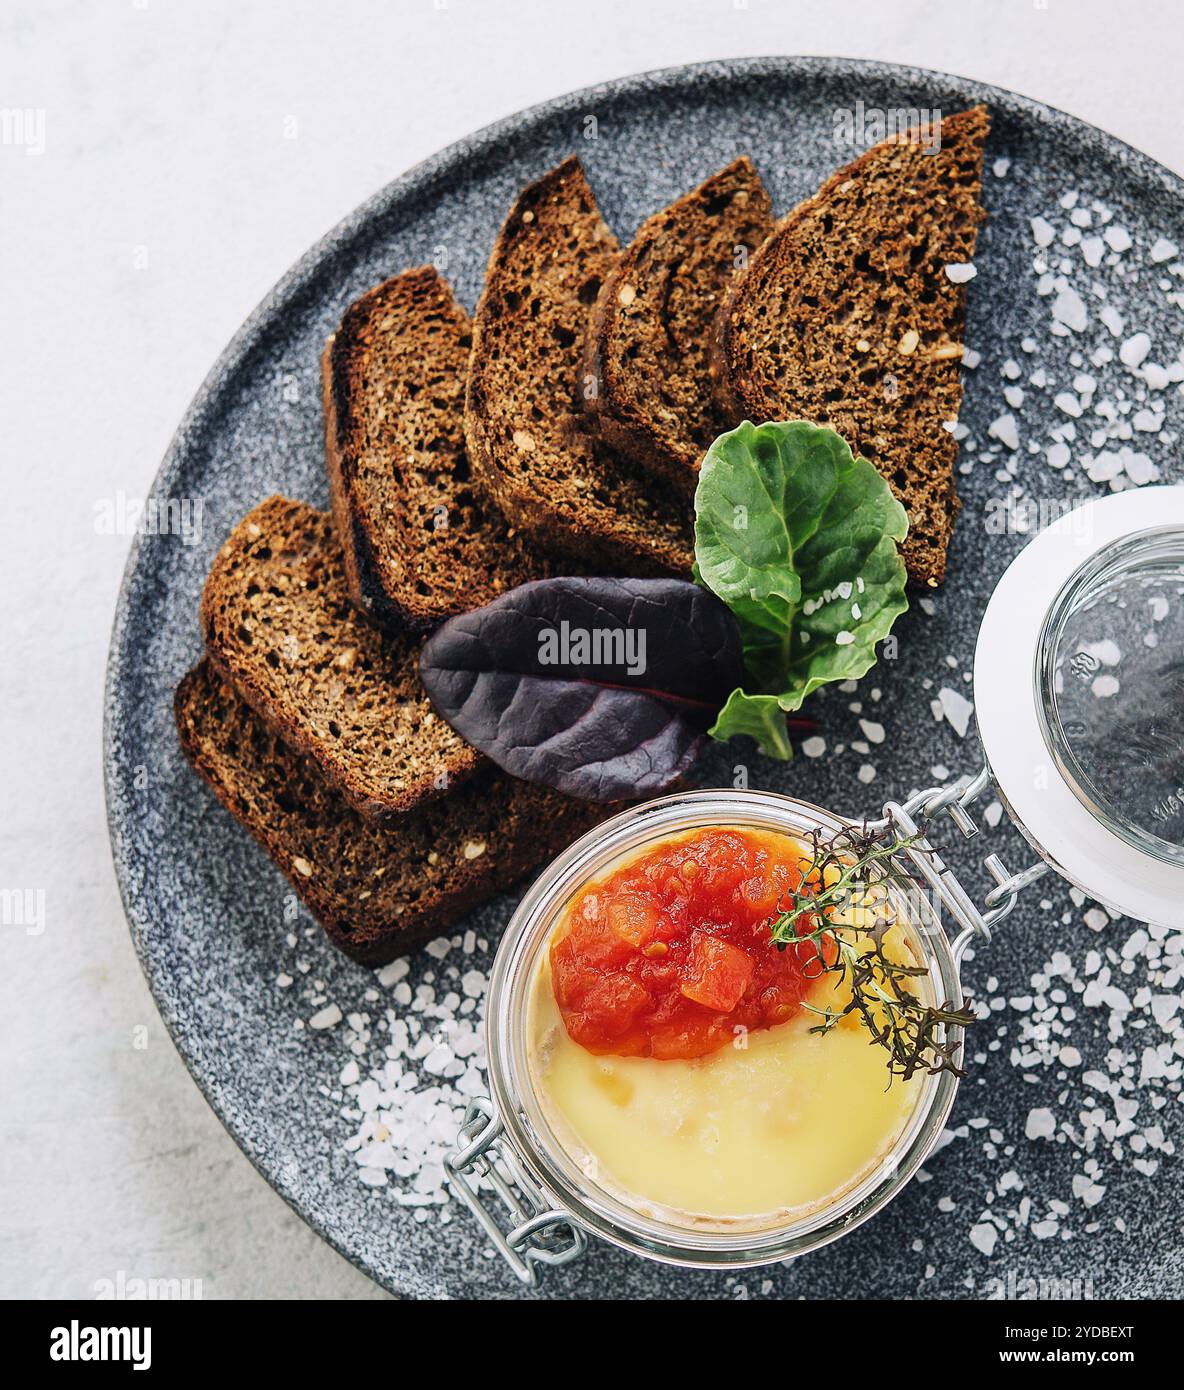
[461,789,964,1275]
[1035,525,1184,866]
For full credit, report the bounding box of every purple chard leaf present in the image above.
[419,577,743,802]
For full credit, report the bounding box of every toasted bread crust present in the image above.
[175,661,609,964]
[465,156,694,575]
[715,107,990,587]
[584,158,774,492]
[200,496,480,819]
[323,266,544,632]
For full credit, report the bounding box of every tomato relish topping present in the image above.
[549,828,826,1061]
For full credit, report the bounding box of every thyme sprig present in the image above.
[766,823,976,1081]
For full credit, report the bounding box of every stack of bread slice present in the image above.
[177,113,988,963]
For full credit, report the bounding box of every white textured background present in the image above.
[2,0,1181,1300]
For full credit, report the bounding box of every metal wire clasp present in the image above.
[864,765,1049,964]
[444,1097,587,1286]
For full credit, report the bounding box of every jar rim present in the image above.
[484,788,964,1269]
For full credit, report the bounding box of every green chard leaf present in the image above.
[694,420,909,758]
[710,689,795,760]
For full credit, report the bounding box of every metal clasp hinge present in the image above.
[868,765,1050,964]
[444,1098,587,1287]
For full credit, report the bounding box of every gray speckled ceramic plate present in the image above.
[105,58,1184,1300]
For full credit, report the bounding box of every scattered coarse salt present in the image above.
[1103,224,1132,253]
[377,958,410,988]
[969,1222,998,1256]
[1119,332,1152,369]
[1124,450,1159,484]
[1150,237,1179,263]
[1081,235,1106,268]
[801,735,827,758]
[1030,216,1055,248]
[1026,1107,1056,1140]
[1099,303,1125,337]
[988,413,1019,449]
[834,630,854,646]
[938,686,974,737]
[1052,285,1088,332]
[308,1003,343,1031]
[945,262,977,284]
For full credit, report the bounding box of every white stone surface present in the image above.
[1,0,1181,1300]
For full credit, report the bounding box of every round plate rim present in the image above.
[103,55,1184,1298]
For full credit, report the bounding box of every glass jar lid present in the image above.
[1036,526,1184,865]
[974,486,1184,927]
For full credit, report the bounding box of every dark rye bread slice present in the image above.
[716,106,991,587]
[323,266,544,631]
[201,495,480,819]
[175,661,610,965]
[583,158,774,492]
[465,156,694,575]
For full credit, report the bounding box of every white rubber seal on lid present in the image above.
[974,485,1184,927]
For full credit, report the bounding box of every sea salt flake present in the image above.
[1030,216,1055,248]
[1100,304,1125,336]
[1025,1107,1056,1140]
[988,413,1019,449]
[1119,332,1152,368]
[969,1222,998,1256]
[1124,450,1159,485]
[1052,285,1088,332]
[1082,235,1106,268]
[938,686,974,737]
[377,959,410,988]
